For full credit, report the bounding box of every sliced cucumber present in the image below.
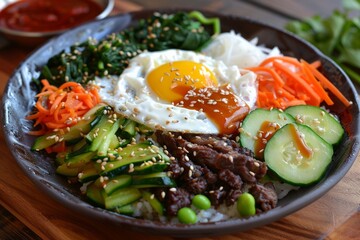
[96,141,170,177]
[137,124,154,136]
[104,187,142,210]
[239,108,295,159]
[115,204,135,215]
[31,104,106,151]
[131,162,169,175]
[285,105,344,145]
[56,157,97,178]
[56,163,82,177]
[132,172,176,188]
[97,118,122,156]
[86,182,105,206]
[65,151,96,168]
[101,174,132,195]
[142,191,164,216]
[78,162,99,183]
[86,115,118,152]
[264,123,333,186]
[119,119,137,139]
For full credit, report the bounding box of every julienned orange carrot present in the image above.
[310,60,321,69]
[301,60,334,106]
[260,56,302,69]
[306,62,352,107]
[249,56,351,109]
[272,61,321,106]
[27,80,101,135]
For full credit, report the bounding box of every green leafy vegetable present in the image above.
[39,11,220,86]
[285,0,360,84]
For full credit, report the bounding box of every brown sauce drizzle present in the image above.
[255,121,280,158]
[288,123,313,159]
[174,84,250,134]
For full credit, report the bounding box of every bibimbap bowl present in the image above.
[1,9,360,237]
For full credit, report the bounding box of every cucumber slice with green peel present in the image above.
[137,124,154,136]
[131,162,169,175]
[119,119,137,139]
[239,108,295,159]
[132,172,176,188]
[104,187,142,210]
[264,123,333,186]
[109,135,121,149]
[86,182,105,206]
[86,115,124,154]
[115,204,135,215]
[285,105,344,145]
[71,138,89,153]
[56,151,95,177]
[65,151,96,168]
[56,164,82,177]
[31,104,106,151]
[142,191,164,216]
[78,162,99,183]
[96,141,170,177]
[100,174,132,195]
[97,118,122,156]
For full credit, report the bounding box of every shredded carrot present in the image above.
[259,56,302,69]
[272,61,321,106]
[27,80,101,135]
[307,63,352,107]
[310,60,321,69]
[300,60,334,105]
[248,56,351,109]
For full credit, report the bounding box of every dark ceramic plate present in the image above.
[2,10,360,237]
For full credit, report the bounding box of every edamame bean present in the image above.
[177,207,197,224]
[237,192,256,217]
[192,194,211,210]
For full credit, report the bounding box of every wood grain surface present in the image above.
[1,0,359,239]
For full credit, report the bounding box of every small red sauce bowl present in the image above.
[0,0,114,46]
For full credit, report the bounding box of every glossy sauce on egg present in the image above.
[174,85,250,134]
[147,60,250,134]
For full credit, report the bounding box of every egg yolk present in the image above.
[147,60,249,134]
[146,61,218,102]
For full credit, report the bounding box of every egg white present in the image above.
[95,49,257,134]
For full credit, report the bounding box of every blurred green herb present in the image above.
[40,11,220,86]
[285,0,360,84]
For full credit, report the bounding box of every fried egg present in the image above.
[96,49,257,134]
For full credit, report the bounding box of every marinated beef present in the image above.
[249,182,278,212]
[155,131,278,216]
[164,187,191,216]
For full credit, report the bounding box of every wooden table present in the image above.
[1,0,360,239]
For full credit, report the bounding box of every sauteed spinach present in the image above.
[39,11,220,86]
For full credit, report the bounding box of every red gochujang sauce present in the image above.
[0,0,103,32]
